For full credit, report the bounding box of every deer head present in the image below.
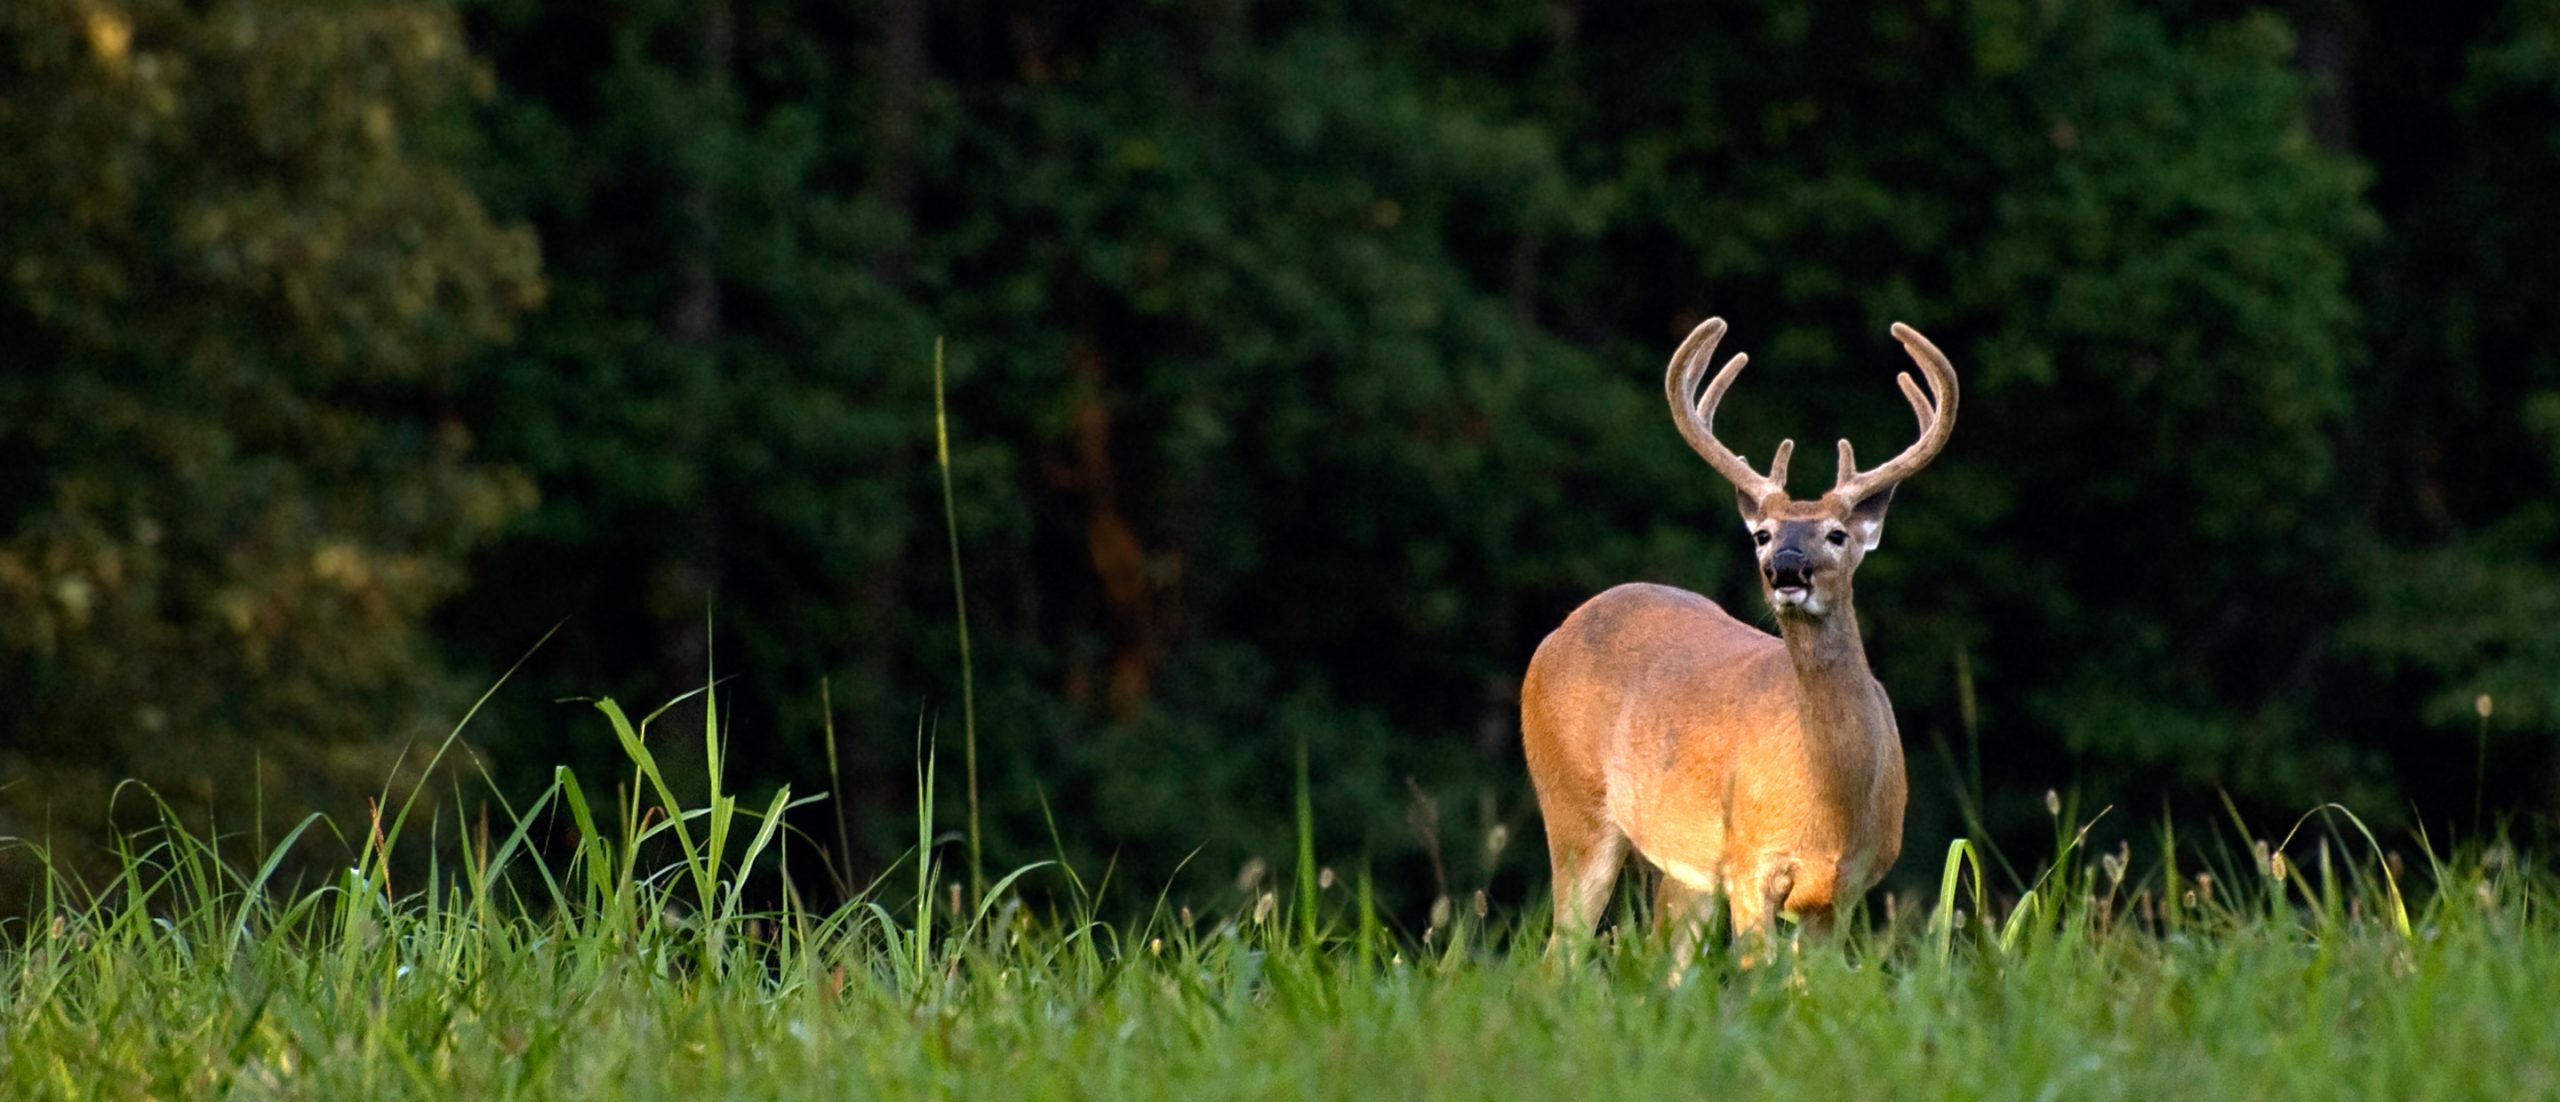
[1663,317,1959,620]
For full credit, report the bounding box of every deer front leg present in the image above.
[1726,861,1797,969]
[1543,818,1626,958]
[1653,875,1716,984]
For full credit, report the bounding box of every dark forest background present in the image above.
[5,0,2558,911]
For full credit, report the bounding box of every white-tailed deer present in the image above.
[1521,316,1957,967]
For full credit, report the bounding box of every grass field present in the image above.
[2,691,2553,1100]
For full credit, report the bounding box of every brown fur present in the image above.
[1521,317,1957,969]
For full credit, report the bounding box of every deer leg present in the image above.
[1793,903,1837,944]
[1544,818,1626,955]
[1653,874,1715,983]
[1726,861,1796,969]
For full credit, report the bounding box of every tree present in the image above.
[444,1,2376,904]
[2346,0,2560,812]
[0,0,541,861]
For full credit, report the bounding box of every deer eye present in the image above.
[1826,529,1850,547]
[1754,530,1773,547]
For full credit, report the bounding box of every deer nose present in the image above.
[1765,549,1811,589]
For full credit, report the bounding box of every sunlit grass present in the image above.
[1,692,2554,1100]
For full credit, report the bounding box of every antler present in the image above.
[1830,322,1960,503]
[1666,317,1794,507]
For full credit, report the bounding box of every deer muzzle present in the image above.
[1765,548,1811,592]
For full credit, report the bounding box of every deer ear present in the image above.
[1736,487,1769,525]
[1846,485,1896,551]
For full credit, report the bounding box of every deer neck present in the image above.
[1775,593,1885,758]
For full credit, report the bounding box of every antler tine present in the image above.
[1833,370,1938,484]
[1831,322,1960,501]
[1767,438,1795,488]
[1665,317,1789,505]
[1895,371,1935,427]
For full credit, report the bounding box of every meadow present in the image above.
[1,682,2551,1102]
[8,5,2555,1099]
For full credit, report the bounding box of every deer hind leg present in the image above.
[1542,813,1626,954]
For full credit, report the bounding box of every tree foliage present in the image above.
[5,0,2552,903]
[0,0,539,848]
[2346,0,2560,805]
[435,0,2382,891]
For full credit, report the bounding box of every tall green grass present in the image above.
[1,691,2553,1099]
